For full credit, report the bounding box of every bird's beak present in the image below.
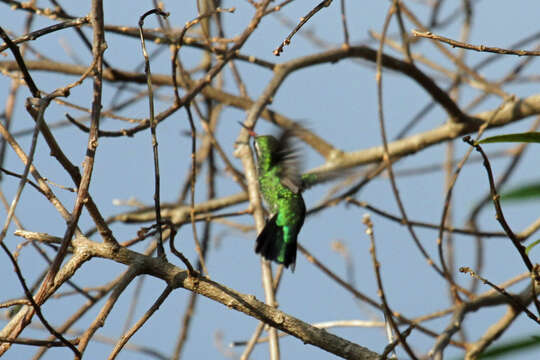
[237,121,258,138]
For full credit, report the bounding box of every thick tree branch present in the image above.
[14,230,379,360]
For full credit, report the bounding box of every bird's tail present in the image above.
[255,215,297,271]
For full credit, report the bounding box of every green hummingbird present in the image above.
[249,128,317,270]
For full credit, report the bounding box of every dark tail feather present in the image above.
[255,215,297,271]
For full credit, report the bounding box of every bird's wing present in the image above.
[301,167,353,191]
[274,129,303,194]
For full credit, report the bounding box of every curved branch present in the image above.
[14,230,380,360]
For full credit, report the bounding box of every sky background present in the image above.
[1,1,540,359]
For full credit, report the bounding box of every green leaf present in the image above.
[478,132,540,144]
[477,335,540,359]
[526,239,540,254]
[500,182,540,201]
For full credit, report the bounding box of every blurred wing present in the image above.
[301,168,352,191]
[274,129,303,194]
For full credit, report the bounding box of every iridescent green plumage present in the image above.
[253,131,306,270]
[247,126,347,269]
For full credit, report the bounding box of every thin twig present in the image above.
[379,325,415,359]
[346,198,505,238]
[376,1,448,290]
[108,286,173,359]
[363,213,417,359]
[298,244,465,348]
[462,137,538,275]
[437,98,513,302]
[0,26,40,97]
[0,336,78,347]
[273,0,332,56]
[185,104,208,276]
[413,30,540,56]
[459,267,540,324]
[77,267,139,353]
[167,222,196,276]
[463,136,540,315]
[138,8,170,259]
[0,17,90,53]
[38,0,108,298]
[393,0,412,63]
[0,242,81,357]
[339,0,349,46]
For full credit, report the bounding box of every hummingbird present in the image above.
[247,127,318,270]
